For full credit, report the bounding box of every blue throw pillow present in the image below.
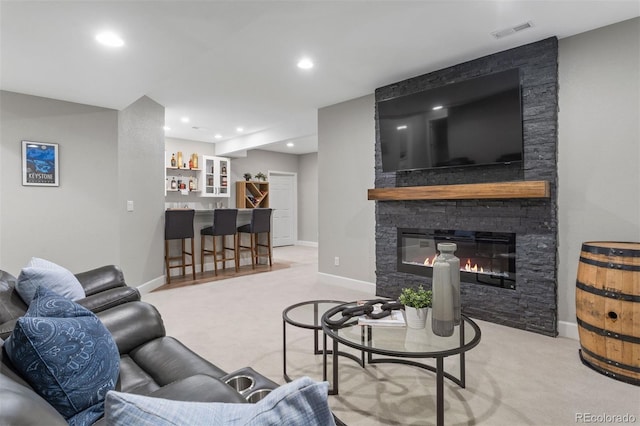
[4,286,119,425]
[16,257,85,305]
[105,376,336,426]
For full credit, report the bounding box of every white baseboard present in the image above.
[318,272,581,341]
[295,240,318,247]
[317,272,376,295]
[136,275,166,295]
[557,320,579,340]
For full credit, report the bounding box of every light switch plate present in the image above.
[126,200,134,212]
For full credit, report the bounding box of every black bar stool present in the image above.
[237,208,273,269]
[164,209,196,284]
[201,209,239,275]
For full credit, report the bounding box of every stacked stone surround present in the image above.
[374,38,559,336]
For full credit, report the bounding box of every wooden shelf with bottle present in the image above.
[166,174,200,193]
[165,151,203,195]
[236,181,269,208]
[166,167,201,171]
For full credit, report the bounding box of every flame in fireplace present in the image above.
[421,255,484,274]
[423,255,437,267]
[417,256,508,277]
[465,259,484,273]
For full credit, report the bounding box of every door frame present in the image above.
[268,170,297,246]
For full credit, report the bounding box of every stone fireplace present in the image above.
[373,38,559,336]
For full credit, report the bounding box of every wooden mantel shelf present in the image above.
[367,180,550,201]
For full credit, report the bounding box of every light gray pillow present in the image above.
[16,257,85,305]
[105,376,335,426]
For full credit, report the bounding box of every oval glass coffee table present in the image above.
[321,301,481,426]
[282,300,364,385]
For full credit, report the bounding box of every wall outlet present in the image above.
[334,256,340,266]
[126,200,134,212]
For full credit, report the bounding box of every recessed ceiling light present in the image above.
[297,57,314,70]
[236,127,244,133]
[214,134,222,139]
[396,125,407,130]
[286,142,295,147]
[432,105,443,111]
[95,32,124,47]
[163,126,171,131]
[180,117,190,123]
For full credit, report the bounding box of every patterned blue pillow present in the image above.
[4,286,119,425]
[105,376,335,426]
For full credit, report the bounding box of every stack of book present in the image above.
[357,302,406,327]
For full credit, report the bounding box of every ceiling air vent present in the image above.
[491,21,533,39]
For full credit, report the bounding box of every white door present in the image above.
[268,172,296,247]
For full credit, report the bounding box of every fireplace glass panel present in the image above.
[398,228,516,289]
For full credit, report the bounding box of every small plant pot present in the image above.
[404,306,428,329]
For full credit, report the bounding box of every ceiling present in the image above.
[1,1,638,156]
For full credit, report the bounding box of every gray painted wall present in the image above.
[230,149,300,231]
[298,152,318,244]
[230,149,299,197]
[118,96,165,286]
[318,94,376,283]
[0,91,120,274]
[0,91,165,286]
[317,18,639,333]
[557,18,640,329]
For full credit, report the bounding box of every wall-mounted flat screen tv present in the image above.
[378,68,523,172]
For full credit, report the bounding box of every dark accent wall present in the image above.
[374,38,558,336]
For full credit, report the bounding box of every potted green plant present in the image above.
[398,285,432,329]
[243,172,252,181]
[255,172,266,181]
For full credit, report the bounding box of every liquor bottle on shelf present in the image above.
[177,152,183,168]
[189,177,194,191]
[188,158,193,169]
[170,153,176,167]
[170,177,177,190]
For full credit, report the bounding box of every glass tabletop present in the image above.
[282,300,347,330]
[321,301,481,358]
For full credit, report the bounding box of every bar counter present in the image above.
[165,208,263,273]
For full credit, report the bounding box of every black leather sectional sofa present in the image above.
[0,265,279,425]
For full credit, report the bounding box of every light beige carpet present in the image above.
[143,245,639,425]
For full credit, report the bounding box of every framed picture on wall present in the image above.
[22,141,59,186]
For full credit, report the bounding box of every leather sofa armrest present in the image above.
[97,301,166,354]
[1,342,68,426]
[0,319,18,341]
[147,374,247,403]
[130,336,228,385]
[0,375,68,426]
[77,286,140,314]
[75,265,127,296]
[0,270,27,326]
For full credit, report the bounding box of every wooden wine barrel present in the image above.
[575,241,640,386]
